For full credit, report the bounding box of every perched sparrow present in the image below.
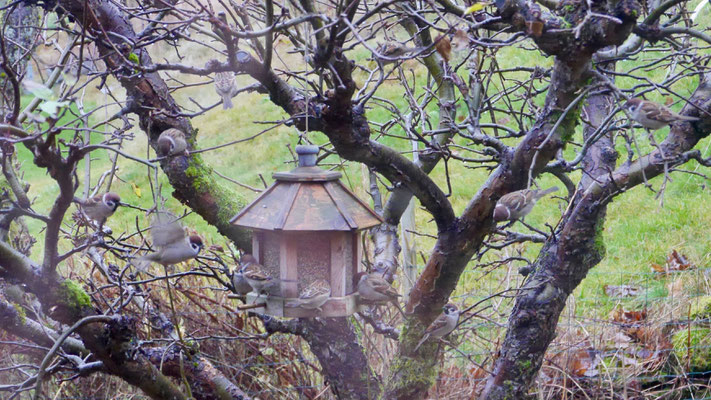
[354,272,405,316]
[434,34,452,62]
[414,304,460,351]
[451,29,470,53]
[137,212,203,269]
[493,186,558,222]
[231,267,253,296]
[374,43,427,64]
[625,98,699,131]
[73,192,121,225]
[214,72,237,109]
[286,279,331,311]
[240,254,276,295]
[157,128,189,157]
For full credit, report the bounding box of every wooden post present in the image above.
[280,234,298,297]
[330,232,348,297]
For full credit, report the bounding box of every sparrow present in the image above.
[231,267,253,296]
[73,192,121,225]
[374,43,427,64]
[414,304,460,351]
[286,279,331,312]
[493,186,558,222]
[240,254,277,296]
[157,128,189,157]
[451,29,470,53]
[434,34,452,62]
[354,272,405,316]
[624,98,699,131]
[137,212,203,269]
[214,72,236,109]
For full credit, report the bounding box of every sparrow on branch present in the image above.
[414,304,461,351]
[624,98,699,131]
[354,272,405,316]
[214,72,237,109]
[136,212,203,270]
[493,187,558,222]
[157,128,189,157]
[73,192,121,226]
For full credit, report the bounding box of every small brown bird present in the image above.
[434,34,452,62]
[374,43,427,64]
[624,98,699,131]
[73,192,121,225]
[214,72,236,109]
[136,212,203,270]
[414,304,461,351]
[157,128,189,157]
[231,267,253,296]
[451,29,470,53]
[240,254,276,296]
[286,279,331,312]
[493,187,558,222]
[354,272,405,316]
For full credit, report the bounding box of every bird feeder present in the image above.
[230,145,382,317]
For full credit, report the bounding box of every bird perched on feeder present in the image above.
[374,42,428,64]
[240,254,278,296]
[286,279,331,312]
[493,186,558,222]
[354,272,405,316]
[157,128,189,157]
[136,212,203,270]
[231,266,253,296]
[414,304,461,351]
[214,71,236,109]
[624,98,699,131]
[73,192,121,226]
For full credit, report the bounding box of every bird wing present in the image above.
[643,102,676,123]
[244,264,271,281]
[425,313,450,335]
[301,280,331,299]
[499,190,528,212]
[369,276,400,298]
[149,211,186,248]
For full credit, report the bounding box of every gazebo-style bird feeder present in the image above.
[230,145,382,317]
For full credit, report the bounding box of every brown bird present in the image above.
[136,212,203,270]
[286,279,332,312]
[73,192,121,226]
[414,304,461,351]
[374,43,427,64]
[624,98,699,131]
[493,187,558,222]
[157,128,189,157]
[434,34,452,62]
[451,29,470,53]
[214,72,236,109]
[354,272,405,316]
[240,254,278,296]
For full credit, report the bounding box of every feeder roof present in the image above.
[230,146,382,231]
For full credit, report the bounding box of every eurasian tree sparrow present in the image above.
[240,254,277,296]
[137,212,203,269]
[493,186,558,222]
[214,72,236,110]
[374,43,428,64]
[73,192,121,225]
[414,304,460,351]
[231,267,253,296]
[286,279,331,312]
[157,128,189,157]
[354,272,405,316]
[624,98,699,131]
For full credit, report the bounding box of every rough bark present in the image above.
[481,70,711,399]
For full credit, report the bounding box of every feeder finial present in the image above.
[295,145,319,167]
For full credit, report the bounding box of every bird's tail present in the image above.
[678,114,700,122]
[413,334,429,352]
[535,186,559,199]
[221,95,233,110]
[130,255,153,273]
[391,299,407,318]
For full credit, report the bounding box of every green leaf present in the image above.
[39,100,69,117]
[128,52,140,64]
